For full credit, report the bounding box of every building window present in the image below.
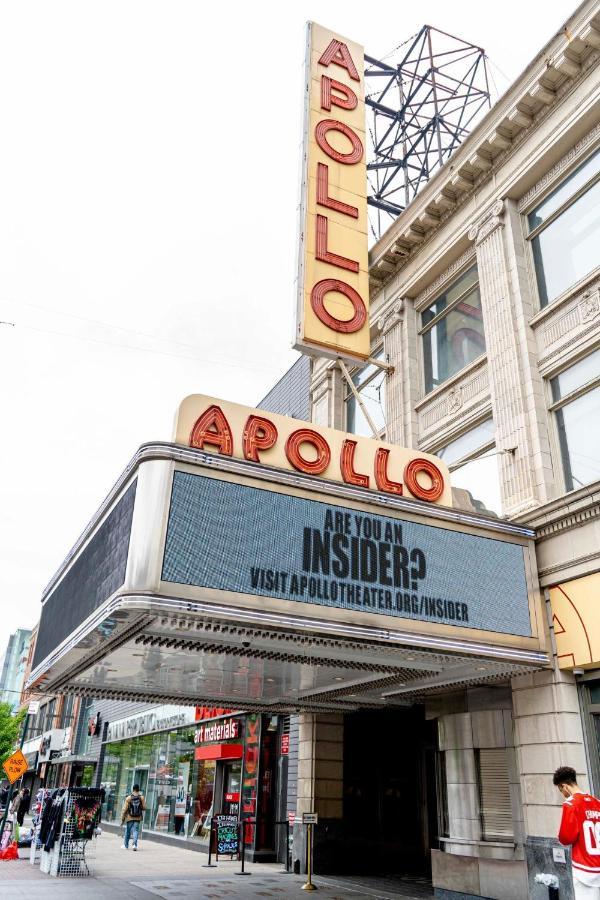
[550,349,600,491]
[421,265,485,394]
[435,418,501,515]
[476,749,514,841]
[528,147,600,307]
[345,349,386,438]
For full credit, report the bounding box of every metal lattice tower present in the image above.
[366,25,490,239]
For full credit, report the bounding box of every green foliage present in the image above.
[0,703,26,766]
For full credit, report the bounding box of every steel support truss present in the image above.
[365,25,490,239]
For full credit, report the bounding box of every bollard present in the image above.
[202,822,217,868]
[302,822,317,892]
[235,821,251,875]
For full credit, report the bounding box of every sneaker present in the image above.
[121,844,128,850]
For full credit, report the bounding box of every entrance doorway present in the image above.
[341,707,438,876]
[221,761,241,817]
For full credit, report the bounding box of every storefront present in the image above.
[98,704,281,858]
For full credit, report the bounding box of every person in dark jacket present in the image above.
[17,787,31,826]
[0,783,8,809]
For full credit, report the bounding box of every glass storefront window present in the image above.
[550,350,600,491]
[528,148,600,307]
[421,266,485,394]
[100,721,247,842]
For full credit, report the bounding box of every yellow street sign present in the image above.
[2,749,28,784]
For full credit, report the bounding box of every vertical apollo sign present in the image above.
[294,23,369,361]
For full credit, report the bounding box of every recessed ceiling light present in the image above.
[333,677,344,682]
[406,656,415,661]
[476,666,487,671]
[266,678,275,683]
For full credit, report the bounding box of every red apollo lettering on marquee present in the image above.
[316,163,358,219]
[316,214,359,273]
[374,448,403,495]
[285,428,331,475]
[315,119,363,165]
[310,278,367,333]
[318,38,360,81]
[340,439,369,488]
[243,415,278,462]
[320,76,357,112]
[404,457,445,503]
[190,405,234,455]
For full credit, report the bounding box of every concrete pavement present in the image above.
[0,828,434,899]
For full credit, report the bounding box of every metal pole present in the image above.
[0,711,29,845]
[201,821,217,868]
[337,359,380,440]
[235,818,251,875]
[302,823,317,891]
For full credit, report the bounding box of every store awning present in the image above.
[27,444,549,711]
[49,754,97,766]
[195,743,243,761]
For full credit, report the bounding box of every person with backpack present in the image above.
[121,783,146,850]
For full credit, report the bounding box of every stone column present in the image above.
[378,298,419,449]
[310,359,344,430]
[512,664,588,899]
[379,301,405,446]
[468,200,545,515]
[294,712,344,873]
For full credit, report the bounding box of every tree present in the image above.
[0,703,26,766]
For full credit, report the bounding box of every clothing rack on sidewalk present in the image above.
[38,787,104,877]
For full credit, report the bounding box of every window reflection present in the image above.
[421,266,485,393]
[436,418,501,515]
[346,351,386,437]
[528,148,600,307]
[551,351,600,491]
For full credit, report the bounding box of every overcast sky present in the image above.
[0,0,576,656]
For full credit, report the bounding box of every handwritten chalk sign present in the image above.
[215,814,239,857]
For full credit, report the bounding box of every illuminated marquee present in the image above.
[174,394,452,506]
[294,22,370,361]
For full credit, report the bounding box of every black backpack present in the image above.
[128,795,143,818]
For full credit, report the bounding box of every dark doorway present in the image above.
[341,706,438,875]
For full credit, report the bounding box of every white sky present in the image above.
[0,0,576,652]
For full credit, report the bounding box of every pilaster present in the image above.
[468,200,540,515]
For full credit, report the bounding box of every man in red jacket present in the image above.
[555,766,600,899]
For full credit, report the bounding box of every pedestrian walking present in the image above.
[0,783,8,810]
[121,783,146,851]
[16,787,31,827]
[554,766,600,899]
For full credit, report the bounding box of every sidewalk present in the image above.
[0,828,434,899]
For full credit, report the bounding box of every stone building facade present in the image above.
[298,2,600,896]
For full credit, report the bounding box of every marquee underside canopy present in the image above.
[33,594,547,714]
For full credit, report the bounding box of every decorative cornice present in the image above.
[369,7,600,287]
[415,247,477,308]
[518,121,600,212]
[468,199,505,245]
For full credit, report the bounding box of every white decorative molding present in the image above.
[580,286,600,323]
[415,247,477,308]
[518,122,600,212]
[536,281,600,368]
[419,365,489,433]
[467,199,505,244]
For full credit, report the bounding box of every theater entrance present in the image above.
[341,707,439,876]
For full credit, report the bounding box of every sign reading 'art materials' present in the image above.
[161,472,532,637]
[295,22,370,361]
